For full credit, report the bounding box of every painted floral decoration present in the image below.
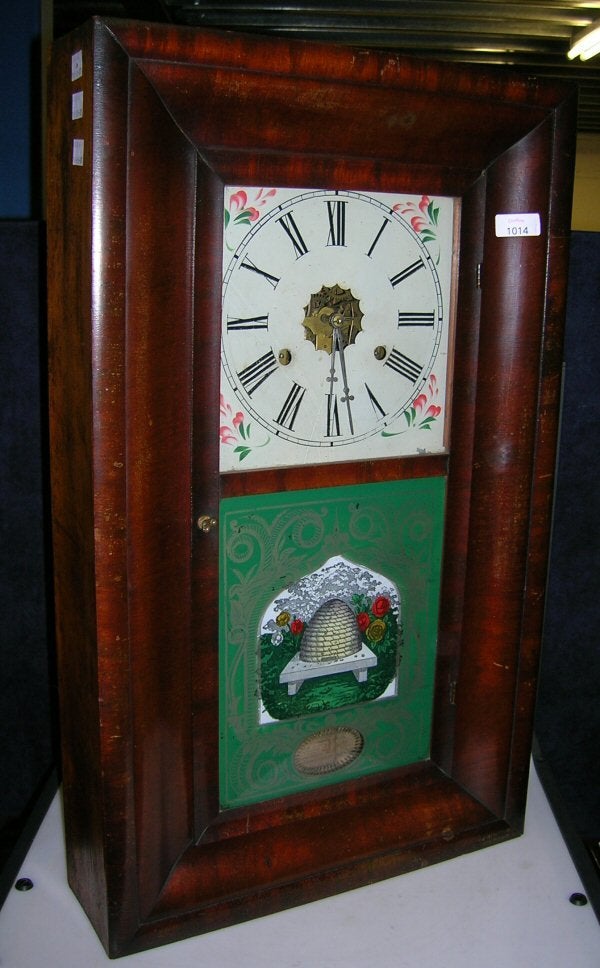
[219,394,269,462]
[224,188,277,246]
[264,593,393,653]
[380,373,442,439]
[404,374,442,431]
[371,594,391,618]
[264,611,305,647]
[357,612,370,632]
[353,593,393,646]
[260,584,401,718]
[393,194,440,247]
[366,619,387,644]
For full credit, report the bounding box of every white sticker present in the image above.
[72,139,84,166]
[71,50,83,81]
[71,91,83,120]
[495,213,541,238]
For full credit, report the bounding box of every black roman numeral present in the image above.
[397,311,435,326]
[237,351,278,395]
[326,395,341,437]
[326,200,347,246]
[366,216,390,257]
[275,382,306,431]
[384,349,422,384]
[239,256,280,288]
[365,383,386,418]
[390,259,424,288]
[227,314,269,331]
[276,211,309,258]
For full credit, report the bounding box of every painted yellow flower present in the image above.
[366,619,386,644]
[276,611,291,627]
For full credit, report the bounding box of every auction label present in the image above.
[495,213,541,237]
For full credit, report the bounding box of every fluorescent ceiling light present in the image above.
[568,19,600,60]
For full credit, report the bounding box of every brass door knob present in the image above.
[197,514,217,532]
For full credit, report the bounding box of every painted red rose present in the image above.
[357,612,370,632]
[290,619,304,635]
[371,595,391,618]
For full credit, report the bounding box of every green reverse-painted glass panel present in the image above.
[219,477,445,808]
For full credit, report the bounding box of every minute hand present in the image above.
[333,326,354,435]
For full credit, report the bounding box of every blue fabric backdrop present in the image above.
[535,230,600,840]
[0,222,54,851]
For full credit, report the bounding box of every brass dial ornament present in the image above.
[302,284,363,354]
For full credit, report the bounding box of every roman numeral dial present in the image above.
[237,351,278,395]
[384,349,423,384]
[220,187,453,471]
[276,211,309,259]
[275,382,306,431]
[326,200,347,247]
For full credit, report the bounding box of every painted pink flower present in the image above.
[219,425,237,445]
[220,393,233,418]
[255,188,277,204]
[229,190,248,212]
[410,215,428,233]
[419,195,432,214]
[219,395,245,446]
[219,394,270,461]
[425,405,442,419]
[413,393,428,413]
[226,188,278,229]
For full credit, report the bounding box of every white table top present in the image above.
[1,763,598,966]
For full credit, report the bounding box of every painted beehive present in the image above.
[299,598,362,663]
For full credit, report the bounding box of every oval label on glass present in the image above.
[294,727,364,775]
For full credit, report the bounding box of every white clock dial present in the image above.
[220,188,455,472]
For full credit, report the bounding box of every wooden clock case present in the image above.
[46,17,576,957]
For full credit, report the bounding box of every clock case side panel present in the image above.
[48,20,201,952]
[502,94,577,826]
[47,22,137,951]
[431,174,485,773]
[433,107,577,820]
[124,58,198,921]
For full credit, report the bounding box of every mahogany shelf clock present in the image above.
[46,17,576,958]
